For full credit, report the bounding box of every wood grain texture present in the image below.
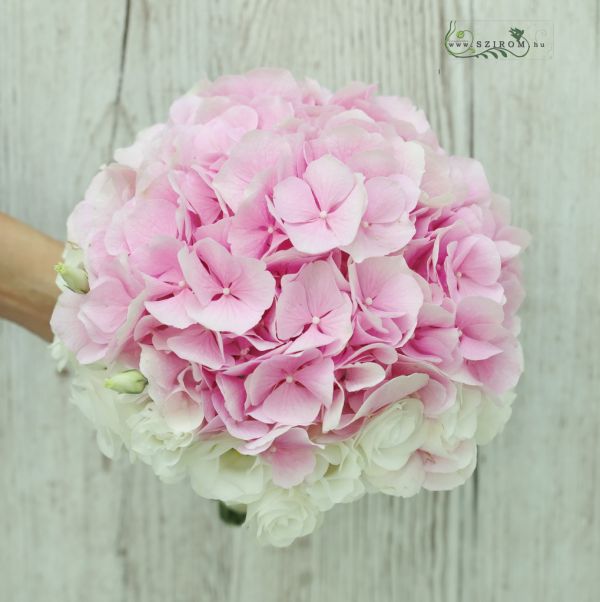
[1,0,598,600]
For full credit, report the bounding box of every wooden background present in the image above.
[1,1,598,600]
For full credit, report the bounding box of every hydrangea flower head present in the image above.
[51,69,529,546]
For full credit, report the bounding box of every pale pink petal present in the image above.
[345,219,415,263]
[229,196,278,258]
[250,381,322,426]
[300,261,343,317]
[178,247,220,305]
[294,356,335,406]
[194,238,243,289]
[352,373,429,421]
[267,428,318,488]
[123,198,177,251]
[186,295,259,335]
[145,291,195,329]
[344,362,386,392]
[130,236,184,280]
[285,326,337,354]
[323,179,366,245]
[275,279,311,340]
[283,220,340,254]
[453,235,501,285]
[213,130,296,213]
[317,301,353,346]
[272,177,319,224]
[139,345,187,401]
[459,335,502,361]
[303,154,355,211]
[167,325,225,369]
[161,390,204,432]
[229,259,276,314]
[50,292,105,364]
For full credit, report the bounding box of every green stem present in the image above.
[218,501,247,526]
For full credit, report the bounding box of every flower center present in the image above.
[319,210,328,219]
[222,287,231,296]
[311,316,321,325]
[365,296,373,306]
[285,375,294,384]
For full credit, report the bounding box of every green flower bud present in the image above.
[104,370,148,394]
[54,262,89,293]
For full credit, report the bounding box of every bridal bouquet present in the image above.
[50,69,529,547]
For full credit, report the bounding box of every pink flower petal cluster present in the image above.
[51,69,529,538]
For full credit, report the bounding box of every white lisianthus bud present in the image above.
[104,369,148,394]
[54,262,89,293]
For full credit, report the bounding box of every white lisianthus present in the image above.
[437,384,482,443]
[357,398,427,497]
[420,422,477,491]
[188,440,270,505]
[127,403,195,483]
[305,442,365,511]
[69,363,144,459]
[475,390,516,445]
[419,385,481,491]
[246,486,323,547]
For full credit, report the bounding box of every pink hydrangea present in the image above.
[51,69,529,546]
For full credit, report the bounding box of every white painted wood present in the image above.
[1,0,598,600]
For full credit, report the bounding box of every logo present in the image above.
[444,20,553,59]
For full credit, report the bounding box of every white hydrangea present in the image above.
[246,485,323,548]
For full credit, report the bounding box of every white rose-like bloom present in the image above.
[419,385,481,491]
[188,441,270,505]
[305,442,365,511]
[437,384,481,442]
[420,423,477,491]
[476,390,516,445]
[69,363,144,459]
[357,398,427,497]
[127,403,194,483]
[246,486,323,547]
